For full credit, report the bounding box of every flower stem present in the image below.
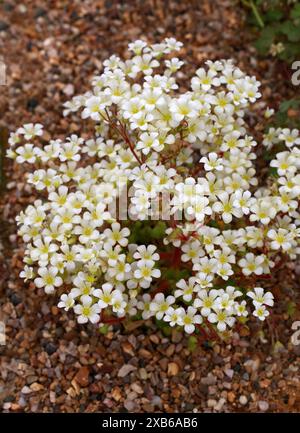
[242,0,264,29]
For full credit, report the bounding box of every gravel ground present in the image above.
[0,0,299,413]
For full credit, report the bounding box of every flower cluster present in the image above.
[8,38,300,336]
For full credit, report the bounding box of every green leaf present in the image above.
[291,4,300,19]
[286,301,297,318]
[279,21,300,42]
[151,221,167,239]
[187,336,198,352]
[99,324,110,335]
[264,8,284,23]
[254,26,276,53]
[269,167,279,178]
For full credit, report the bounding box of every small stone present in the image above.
[167,362,179,376]
[51,306,59,316]
[74,366,89,387]
[244,357,260,373]
[122,341,134,356]
[63,84,74,96]
[3,395,15,403]
[34,8,47,18]
[30,383,44,392]
[131,383,143,394]
[45,342,57,355]
[118,364,137,378]
[258,400,269,412]
[149,334,159,344]
[10,293,21,306]
[239,395,248,405]
[207,399,217,408]
[124,399,136,411]
[165,344,175,357]
[111,386,122,402]
[224,368,234,379]
[0,21,9,31]
[201,374,216,386]
[27,98,38,112]
[139,368,148,380]
[259,379,271,389]
[151,396,162,407]
[227,392,236,403]
[215,398,226,411]
[21,386,32,395]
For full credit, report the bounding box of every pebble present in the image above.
[207,399,217,408]
[124,399,137,411]
[74,366,89,387]
[45,342,57,355]
[214,398,226,411]
[225,368,234,379]
[239,395,248,405]
[167,362,179,376]
[0,21,9,31]
[201,374,216,386]
[227,392,236,403]
[258,401,269,412]
[21,386,32,395]
[118,364,137,378]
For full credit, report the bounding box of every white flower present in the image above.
[192,68,220,91]
[253,304,269,321]
[58,294,75,311]
[17,123,43,140]
[250,199,277,225]
[128,39,148,55]
[111,290,127,316]
[133,244,159,266]
[94,283,114,308]
[165,57,184,73]
[164,306,184,327]
[208,309,235,332]
[34,267,63,294]
[103,222,130,247]
[200,152,223,171]
[164,37,183,52]
[214,292,235,312]
[270,151,296,176]
[279,128,300,147]
[170,95,199,123]
[15,144,38,164]
[137,293,154,320]
[179,306,202,334]
[247,287,274,307]
[175,278,199,302]
[134,262,161,285]
[20,265,34,282]
[232,190,252,215]
[136,132,163,155]
[150,293,175,320]
[132,54,159,75]
[238,253,265,276]
[194,289,219,317]
[267,228,293,251]
[107,257,131,281]
[213,192,242,223]
[181,240,205,263]
[74,299,101,324]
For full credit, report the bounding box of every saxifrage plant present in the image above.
[7,38,300,338]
